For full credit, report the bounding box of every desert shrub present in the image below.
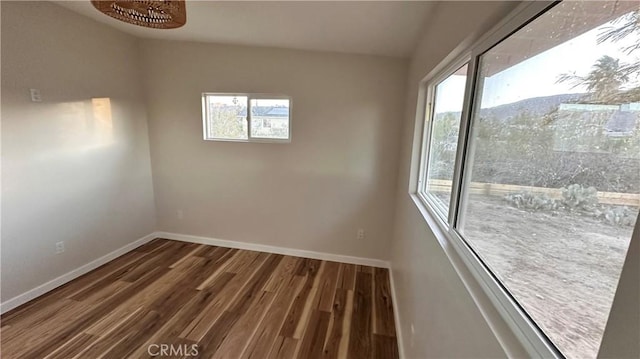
[561,184,599,211]
[505,192,558,211]
[504,186,637,227]
[471,109,640,194]
[595,206,637,227]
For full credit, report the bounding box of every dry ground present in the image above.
[461,194,635,359]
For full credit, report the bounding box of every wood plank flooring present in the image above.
[0,239,399,359]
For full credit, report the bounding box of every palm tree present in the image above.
[557,55,630,102]
[598,10,640,55]
[598,9,640,96]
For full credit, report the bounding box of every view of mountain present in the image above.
[477,93,585,120]
[437,93,589,120]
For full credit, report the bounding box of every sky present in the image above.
[435,8,640,113]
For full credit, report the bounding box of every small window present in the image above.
[419,63,468,219]
[202,93,291,142]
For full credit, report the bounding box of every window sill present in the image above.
[203,138,291,144]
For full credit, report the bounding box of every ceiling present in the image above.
[55,1,435,58]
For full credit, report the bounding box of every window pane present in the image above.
[206,95,248,140]
[424,64,467,214]
[250,98,290,140]
[459,2,639,358]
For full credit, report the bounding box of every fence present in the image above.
[427,179,640,207]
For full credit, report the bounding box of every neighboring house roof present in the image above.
[604,111,637,135]
[238,106,289,117]
[260,107,289,117]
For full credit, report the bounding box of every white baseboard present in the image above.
[0,232,156,314]
[388,267,406,359]
[1,231,390,314]
[155,231,390,268]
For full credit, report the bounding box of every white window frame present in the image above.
[417,56,471,224]
[413,1,579,358]
[201,93,292,143]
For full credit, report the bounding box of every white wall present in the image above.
[141,40,407,260]
[1,1,156,302]
[390,2,521,358]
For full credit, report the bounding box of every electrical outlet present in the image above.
[55,241,65,254]
[357,229,365,240]
[30,89,42,102]
[177,209,184,220]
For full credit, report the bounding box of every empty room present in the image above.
[1,1,638,358]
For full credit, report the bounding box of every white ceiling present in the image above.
[55,1,435,58]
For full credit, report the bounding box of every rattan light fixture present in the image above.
[91,1,186,29]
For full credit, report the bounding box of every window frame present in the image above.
[201,92,292,143]
[417,56,471,224]
[413,1,587,358]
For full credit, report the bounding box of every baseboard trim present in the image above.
[155,231,390,268]
[388,267,406,359]
[1,231,390,314]
[0,232,156,314]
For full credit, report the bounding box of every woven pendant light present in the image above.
[91,1,186,29]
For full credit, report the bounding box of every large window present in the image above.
[417,2,639,358]
[202,94,291,142]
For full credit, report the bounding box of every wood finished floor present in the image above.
[0,239,399,359]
